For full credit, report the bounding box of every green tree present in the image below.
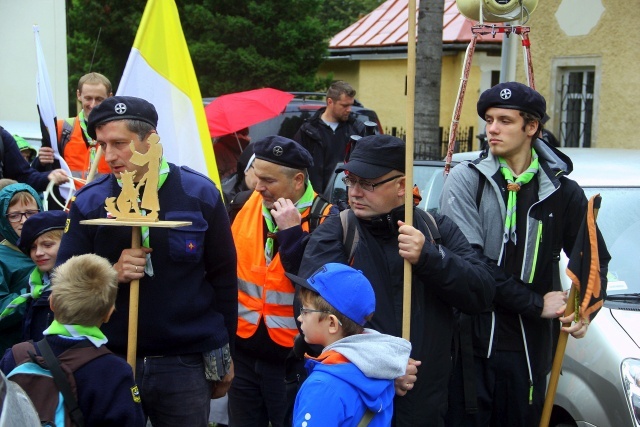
[65,0,381,110]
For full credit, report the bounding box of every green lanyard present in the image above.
[498,148,539,244]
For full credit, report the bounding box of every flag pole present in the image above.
[403,0,417,341]
[539,198,601,427]
[86,146,103,184]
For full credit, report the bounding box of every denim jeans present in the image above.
[134,353,213,427]
[227,349,287,427]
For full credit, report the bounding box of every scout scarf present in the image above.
[262,181,315,265]
[117,157,170,276]
[43,319,108,348]
[0,268,49,320]
[499,148,539,244]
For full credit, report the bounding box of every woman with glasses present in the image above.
[0,183,43,353]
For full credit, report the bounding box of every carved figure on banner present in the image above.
[105,171,140,218]
[130,133,163,220]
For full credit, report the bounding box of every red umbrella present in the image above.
[205,88,294,137]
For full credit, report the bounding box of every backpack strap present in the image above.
[57,118,75,155]
[475,173,486,211]
[37,338,85,427]
[306,194,331,232]
[415,209,441,245]
[340,209,359,265]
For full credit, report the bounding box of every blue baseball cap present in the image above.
[286,263,376,326]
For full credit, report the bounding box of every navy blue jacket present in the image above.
[0,335,145,426]
[0,127,51,192]
[56,163,238,357]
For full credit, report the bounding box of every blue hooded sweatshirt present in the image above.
[293,329,411,426]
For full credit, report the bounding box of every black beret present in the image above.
[253,136,313,169]
[336,134,405,179]
[477,82,546,120]
[87,96,158,139]
[16,210,67,254]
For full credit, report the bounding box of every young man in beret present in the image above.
[56,95,237,426]
[440,82,610,426]
[298,134,495,427]
[228,135,332,427]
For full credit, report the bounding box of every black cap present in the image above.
[87,96,158,139]
[16,210,67,254]
[335,134,405,179]
[253,136,313,169]
[477,82,546,120]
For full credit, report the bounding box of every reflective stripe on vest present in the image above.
[232,191,323,347]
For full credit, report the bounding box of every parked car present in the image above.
[326,147,640,427]
[204,92,382,142]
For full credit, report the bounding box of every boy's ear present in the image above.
[328,314,341,334]
[49,298,55,313]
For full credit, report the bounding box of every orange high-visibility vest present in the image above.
[57,117,110,181]
[232,191,330,348]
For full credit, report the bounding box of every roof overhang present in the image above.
[325,42,501,61]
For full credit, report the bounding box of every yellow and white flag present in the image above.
[116,0,221,187]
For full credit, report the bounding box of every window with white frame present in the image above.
[560,69,595,147]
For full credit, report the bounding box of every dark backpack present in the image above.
[7,338,111,427]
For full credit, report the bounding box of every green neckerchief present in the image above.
[498,148,539,244]
[116,157,170,276]
[0,268,49,320]
[262,180,315,265]
[43,319,108,348]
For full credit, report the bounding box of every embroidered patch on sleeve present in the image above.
[186,239,197,253]
[64,218,70,233]
[131,385,141,403]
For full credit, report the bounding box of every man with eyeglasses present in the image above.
[0,183,44,353]
[298,134,495,427]
[293,81,366,194]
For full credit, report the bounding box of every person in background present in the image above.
[299,135,495,427]
[13,135,37,165]
[33,72,112,183]
[0,183,43,353]
[441,82,610,427]
[214,127,251,181]
[293,81,366,194]
[0,128,68,191]
[57,96,237,426]
[288,263,411,427]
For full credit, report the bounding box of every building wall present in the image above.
[0,0,68,139]
[523,0,639,148]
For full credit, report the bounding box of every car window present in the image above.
[582,187,640,296]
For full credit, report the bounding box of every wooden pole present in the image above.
[403,0,416,341]
[539,205,599,427]
[86,145,103,184]
[127,226,142,370]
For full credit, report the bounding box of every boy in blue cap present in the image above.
[286,263,411,426]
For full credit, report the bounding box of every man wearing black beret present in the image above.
[228,135,332,427]
[298,134,495,426]
[441,82,610,426]
[56,95,238,426]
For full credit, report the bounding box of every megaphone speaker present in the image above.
[456,0,539,23]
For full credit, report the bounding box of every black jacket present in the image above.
[299,206,495,427]
[293,108,365,194]
[0,127,50,192]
